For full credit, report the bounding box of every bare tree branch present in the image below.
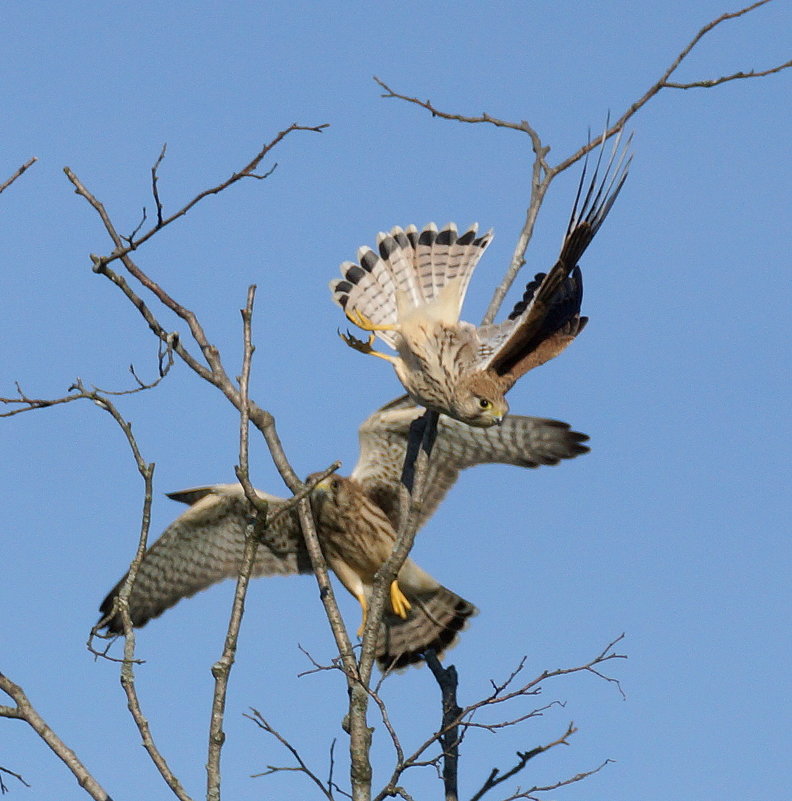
[66,123,328,270]
[664,59,792,88]
[246,708,336,800]
[425,651,461,801]
[467,634,627,714]
[150,143,167,227]
[63,167,223,383]
[78,385,193,801]
[206,285,262,801]
[0,672,112,800]
[375,0,791,324]
[468,722,579,801]
[0,157,36,194]
[371,636,626,800]
[63,132,372,801]
[495,757,613,801]
[356,411,439,801]
[0,764,31,793]
[0,358,173,418]
[374,76,545,140]
[3,366,193,800]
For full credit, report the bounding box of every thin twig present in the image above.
[468,722,578,801]
[151,143,167,226]
[374,77,544,140]
[1,363,172,418]
[246,708,335,800]
[124,207,148,244]
[496,758,613,801]
[63,168,222,383]
[0,764,31,792]
[364,682,405,770]
[0,157,36,194]
[68,123,328,270]
[370,414,446,801]
[664,59,792,88]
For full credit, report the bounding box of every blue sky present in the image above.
[1,2,790,800]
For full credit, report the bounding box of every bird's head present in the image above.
[308,473,355,525]
[454,373,509,427]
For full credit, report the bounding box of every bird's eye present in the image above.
[330,478,340,491]
[479,398,492,410]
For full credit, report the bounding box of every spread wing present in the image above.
[99,484,310,631]
[351,396,589,531]
[330,223,493,346]
[479,129,631,387]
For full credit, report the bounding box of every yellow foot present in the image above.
[390,581,412,620]
[346,308,397,333]
[339,330,396,364]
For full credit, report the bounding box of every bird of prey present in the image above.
[330,133,631,427]
[99,396,589,668]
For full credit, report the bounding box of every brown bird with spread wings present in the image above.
[99,397,588,669]
[331,133,631,426]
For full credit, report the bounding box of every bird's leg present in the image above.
[355,591,369,637]
[346,308,398,333]
[355,583,411,634]
[389,580,412,620]
[338,330,397,364]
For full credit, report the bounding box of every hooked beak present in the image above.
[492,400,508,425]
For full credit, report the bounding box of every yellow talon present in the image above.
[355,583,411,635]
[339,330,397,364]
[389,581,412,620]
[346,308,397,333]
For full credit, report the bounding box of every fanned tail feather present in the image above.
[376,584,477,670]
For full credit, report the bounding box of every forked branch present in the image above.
[246,708,337,801]
[68,123,328,269]
[372,637,625,801]
[0,673,111,801]
[375,0,791,323]
[63,124,367,800]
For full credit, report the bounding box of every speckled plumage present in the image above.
[99,397,589,668]
[331,133,631,426]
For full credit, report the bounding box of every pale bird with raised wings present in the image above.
[100,396,588,669]
[330,134,631,426]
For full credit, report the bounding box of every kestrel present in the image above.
[330,134,630,426]
[99,397,588,668]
